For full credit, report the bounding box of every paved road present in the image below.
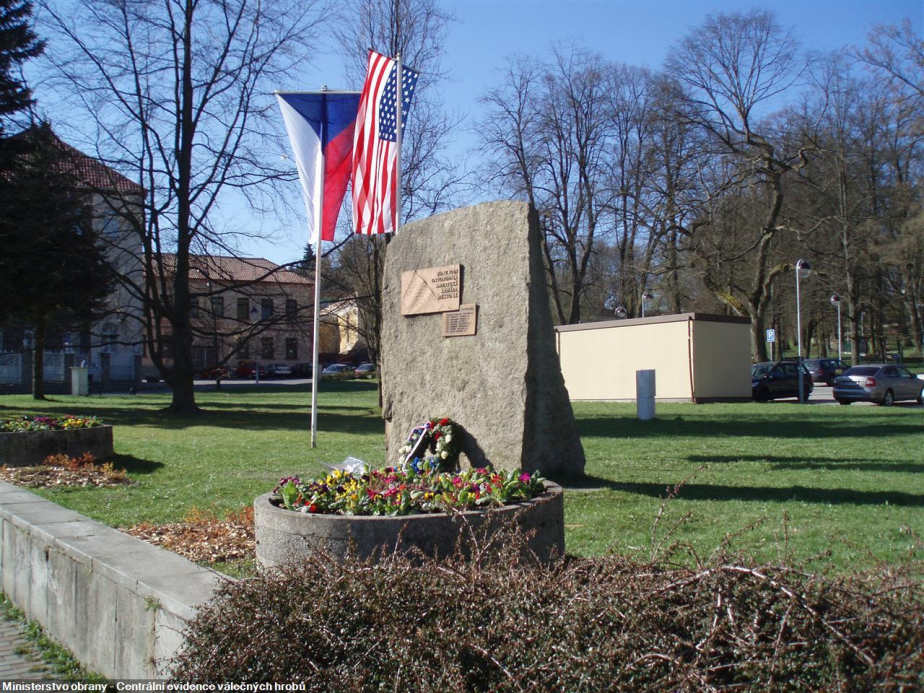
[800,384,924,408]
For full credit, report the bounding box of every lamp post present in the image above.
[795,259,812,403]
[250,305,260,384]
[830,294,842,362]
[641,292,653,318]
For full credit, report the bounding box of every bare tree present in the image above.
[665,9,811,360]
[323,0,461,386]
[479,47,612,325]
[38,0,325,412]
[859,21,924,354]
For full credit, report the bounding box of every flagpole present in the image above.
[395,51,403,235]
[310,92,327,448]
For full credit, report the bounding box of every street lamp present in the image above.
[795,259,812,403]
[641,292,653,318]
[250,305,261,384]
[829,294,842,362]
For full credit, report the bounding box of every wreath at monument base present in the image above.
[397,416,461,472]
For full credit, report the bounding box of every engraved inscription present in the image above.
[442,304,477,337]
[401,265,462,315]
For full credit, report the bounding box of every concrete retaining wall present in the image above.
[0,426,114,467]
[256,482,565,566]
[0,481,223,679]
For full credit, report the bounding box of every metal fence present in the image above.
[43,352,66,382]
[0,353,21,385]
[110,352,136,381]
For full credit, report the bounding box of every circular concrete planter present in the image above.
[0,426,113,467]
[255,482,564,567]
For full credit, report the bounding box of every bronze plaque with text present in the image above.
[400,265,462,316]
[442,304,477,337]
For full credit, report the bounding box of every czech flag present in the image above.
[276,91,361,244]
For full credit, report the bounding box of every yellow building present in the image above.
[556,314,752,402]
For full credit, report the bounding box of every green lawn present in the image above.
[1,383,922,571]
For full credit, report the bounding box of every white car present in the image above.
[268,363,292,378]
[320,364,354,380]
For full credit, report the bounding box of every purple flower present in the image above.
[519,472,531,483]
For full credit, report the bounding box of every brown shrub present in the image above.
[171,522,924,691]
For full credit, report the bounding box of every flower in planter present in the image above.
[273,465,547,517]
[1,415,103,432]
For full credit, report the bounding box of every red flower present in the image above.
[307,503,318,513]
[439,418,449,426]
[433,431,443,440]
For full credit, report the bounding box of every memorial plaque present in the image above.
[442,304,477,337]
[400,264,462,315]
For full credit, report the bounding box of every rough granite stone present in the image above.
[381,201,585,476]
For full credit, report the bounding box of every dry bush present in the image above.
[171,521,924,691]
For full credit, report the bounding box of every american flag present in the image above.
[352,50,419,236]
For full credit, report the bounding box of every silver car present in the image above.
[833,364,924,406]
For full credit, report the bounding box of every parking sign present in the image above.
[766,329,776,343]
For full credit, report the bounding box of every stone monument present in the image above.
[381,201,585,477]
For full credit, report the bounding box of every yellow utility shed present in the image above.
[556,313,752,402]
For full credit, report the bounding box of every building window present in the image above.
[100,323,118,354]
[261,337,274,360]
[210,296,224,318]
[189,296,199,317]
[261,298,274,320]
[237,298,249,321]
[100,209,120,237]
[238,340,250,359]
[285,338,298,360]
[285,299,298,320]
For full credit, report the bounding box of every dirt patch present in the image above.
[125,507,255,565]
[0,453,133,488]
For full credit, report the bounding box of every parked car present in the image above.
[833,364,924,406]
[291,362,314,378]
[320,363,354,380]
[141,364,164,383]
[267,363,292,378]
[236,361,268,379]
[803,358,849,385]
[354,362,377,379]
[751,361,813,401]
[201,366,231,380]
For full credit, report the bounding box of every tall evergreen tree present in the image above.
[0,0,44,134]
[0,124,115,399]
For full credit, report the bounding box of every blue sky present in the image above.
[37,0,923,265]
[248,0,921,265]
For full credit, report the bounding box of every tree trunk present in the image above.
[168,376,198,414]
[750,311,767,362]
[31,322,46,400]
[166,323,199,413]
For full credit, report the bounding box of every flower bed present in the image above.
[0,416,112,467]
[1,415,104,432]
[256,418,566,566]
[254,480,563,566]
[275,466,547,516]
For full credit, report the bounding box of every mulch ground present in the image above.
[0,461,134,488]
[124,513,255,564]
[2,460,253,565]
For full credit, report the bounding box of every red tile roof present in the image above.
[54,138,144,194]
[163,254,310,285]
